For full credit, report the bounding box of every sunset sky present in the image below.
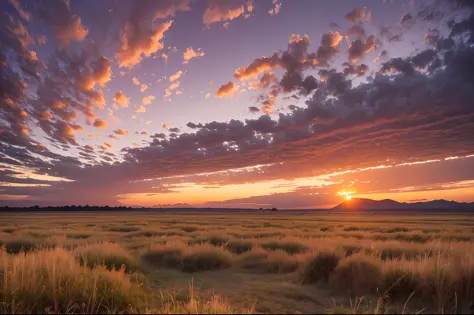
[1,0,474,208]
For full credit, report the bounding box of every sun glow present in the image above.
[338,191,355,201]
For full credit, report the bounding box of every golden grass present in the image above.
[0,247,143,314]
[73,242,139,273]
[141,242,232,272]
[2,210,474,313]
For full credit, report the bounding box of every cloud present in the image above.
[141,95,156,105]
[132,77,140,85]
[114,91,130,108]
[249,106,260,113]
[268,0,282,16]
[205,92,211,99]
[2,0,474,208]
[347,25,366,39]
[39,0,89,45]
[114,129,128,135]
[183,47,205,63]
[345,6,371,23]
[84,145,94,151]
[168,81,180,91]
[140,84,149,92]
[170,70,183,82]
[162,122,168,128]
[315,31,343,65]
[37,34,47,45]
[116,20,174,68]
[113,0,191,67]
[216,81,238,97]
[347,35,377,63]
[136,105,146,113]
[203,0,246,26]
[400,13,413,25]
[8,0,31,21]
[108,134,119,140]
[93,119,108,129]
[373,50,388,62]
[234,53,280,80]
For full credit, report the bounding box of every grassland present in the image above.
[1,210,474,314]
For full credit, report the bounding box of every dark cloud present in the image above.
[347,25,366,39]
[38,0,89,45]
[347,35,377,63]
[345,7,371,24]
[399,13,413,25]
[248,106,260,113]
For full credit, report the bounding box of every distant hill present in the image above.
[333,198,474,211]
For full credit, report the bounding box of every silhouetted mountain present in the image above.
[333,198,474,211]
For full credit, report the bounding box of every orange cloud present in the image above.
[141,95,156,105]
[93,119,107,129]
[234,53,280,80]
[116,20,173,68]
[94,56,112,87]
[140,84,149,92]
[136,105,146,113]
[104,142,112,148]
[132,77,140,85]
[168,81,180,91]
[169,70,183,82]
[114,129,128,135]
[77,56,112,92]
[108,134,119,140]
[162,122,168,128]
[183,47,205,64]
[38,111,53,120]
[203,1,245,26]
[268,0,282,16]
[216,81,238,98]
[84,145,94,151]
[114,90,130,108]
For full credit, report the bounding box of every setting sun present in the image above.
[346,195,352,201]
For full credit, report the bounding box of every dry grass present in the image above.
[74,242,139,273]
[0,248,143,314]
[142,243,232,273]
[2,210,474,313]
[240,247,300,274]
[300,250,342,284]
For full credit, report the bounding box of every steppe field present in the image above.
[1,210,474,314]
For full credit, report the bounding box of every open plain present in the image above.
[1,210,474,314]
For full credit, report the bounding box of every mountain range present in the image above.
[333,198,474,211]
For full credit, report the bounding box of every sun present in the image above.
[346,195,352,201]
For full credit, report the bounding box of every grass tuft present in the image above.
[300,250,342,284]
[74,242,138,273]
[0,247,144,314]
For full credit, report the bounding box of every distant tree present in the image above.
[271,207,278,211]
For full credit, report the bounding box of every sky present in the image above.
[1,0,474,209]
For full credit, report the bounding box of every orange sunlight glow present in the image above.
[346,195,352,201]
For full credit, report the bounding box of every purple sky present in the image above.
[1,0,474,208]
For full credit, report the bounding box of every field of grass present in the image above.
[1,210,474,314]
